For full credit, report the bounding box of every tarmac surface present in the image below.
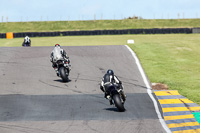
[0,45,166,133]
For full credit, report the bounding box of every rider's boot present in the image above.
[121,90,126,102]
[54,68,59,76]
[106,95,113,105]
[104,92,113,105]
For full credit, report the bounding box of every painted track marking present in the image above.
[154,90,200,133]
[125,45,171,133]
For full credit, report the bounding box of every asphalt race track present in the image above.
[0,45,167,133]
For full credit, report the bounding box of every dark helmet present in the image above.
[55,44,60,47]
[107,69,114,76]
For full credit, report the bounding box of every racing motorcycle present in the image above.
[22,38,31,47]
[107,83,126,112]
[22,42,31,47]
[56,59,70,82]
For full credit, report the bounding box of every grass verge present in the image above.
[1,19,200,33]
[0,34,199,105]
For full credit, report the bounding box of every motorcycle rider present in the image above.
[50,44,70,76]
[22,36,31,46]
[100,69,126,105]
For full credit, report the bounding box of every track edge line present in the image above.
[124,45,171,133]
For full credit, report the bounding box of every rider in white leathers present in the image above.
[50,44,70,76]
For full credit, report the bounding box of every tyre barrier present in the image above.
[0,33,6,38]
[0,28,194,38]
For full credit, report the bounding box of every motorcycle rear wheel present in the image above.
[59,67,69,82]
[113,94,125,112]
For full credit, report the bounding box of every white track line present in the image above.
[125,45,171,133]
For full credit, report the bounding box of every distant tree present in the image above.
[125,16,143,20]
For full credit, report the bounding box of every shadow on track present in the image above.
[53,79,72,83]
[104,108,124,112]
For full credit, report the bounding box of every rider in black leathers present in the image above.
[100,69,126,105]
[22,36,31,46]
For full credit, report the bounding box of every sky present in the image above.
[0,0,200,22]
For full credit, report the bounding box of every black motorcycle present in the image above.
[22,42,31,47]
[56,60,70,82]
[107,83,126,112]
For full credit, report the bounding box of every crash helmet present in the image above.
[55,44,60,47]
[107,69,114,76]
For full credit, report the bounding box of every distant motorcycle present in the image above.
[22,36,31,47]
[56,59,70,82]
[107,83,126,112]
[22,42,31,47]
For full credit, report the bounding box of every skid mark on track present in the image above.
[96,66,106,74]
[62,113,75,133]
[83,121,102,133]
[0,62,18,64]
[75,73,80,82]
[38,80,102,99]
[70,74,100,83]
[39,80,84,94]
[39,80,66,89]
[0,124,58,133]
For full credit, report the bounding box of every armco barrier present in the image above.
[0,28,194,38]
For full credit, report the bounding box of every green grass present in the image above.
[0,34,200,105]
[1,19,200,33]
[0,35,128,47]
[128,34,200,105]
